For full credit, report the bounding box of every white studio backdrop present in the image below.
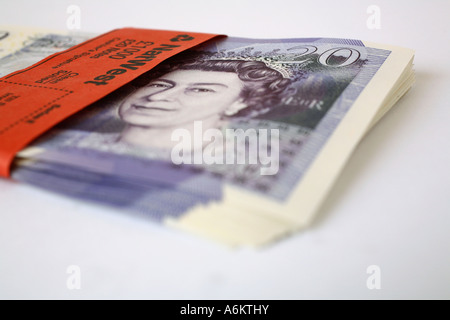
[0,0,449,299]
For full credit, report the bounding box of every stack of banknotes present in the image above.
[0,26,415,246]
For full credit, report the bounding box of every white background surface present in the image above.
[0,0,449,299]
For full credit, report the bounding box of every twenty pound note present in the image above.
[0,26,415,246]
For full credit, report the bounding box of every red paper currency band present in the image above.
[0,28,223,178]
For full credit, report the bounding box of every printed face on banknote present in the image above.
[115,58,293,149]
[118,69,247,128]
